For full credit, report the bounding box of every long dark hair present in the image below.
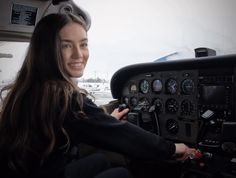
[0,13,88,172]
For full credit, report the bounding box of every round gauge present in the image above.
[181,99,194,115]
[152,79,163,93]
[139,80,149,94]
[130,84,137,93]
[153,98,163,113]
[166,119,179,135]
[181,79,194,94]
[166,78,178,94]
[165,98,179,113]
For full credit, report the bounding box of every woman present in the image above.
[0,13,195,178]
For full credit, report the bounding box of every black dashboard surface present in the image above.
[110,54,236,178]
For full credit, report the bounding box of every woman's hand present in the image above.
[111,108,129,120]
[174,143,197,161]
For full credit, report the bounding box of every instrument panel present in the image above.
[111,54,236,177]
[111,54,236,157]
[122,70,199,144]
[119,68,235,148]
[110,55,236,177]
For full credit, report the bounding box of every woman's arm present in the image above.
[65,96,195,162]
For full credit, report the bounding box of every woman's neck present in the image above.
[70,77,79,85]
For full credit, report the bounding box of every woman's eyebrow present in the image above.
[61,39,71,43]
[61,38,88,42]
[80,38,88,42]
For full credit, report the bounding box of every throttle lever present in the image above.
[189,149,213,160]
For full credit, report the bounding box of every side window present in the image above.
[0,42,28,89]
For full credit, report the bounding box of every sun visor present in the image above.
[0,0,91,42]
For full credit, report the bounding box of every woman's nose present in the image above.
[72,46,82,59]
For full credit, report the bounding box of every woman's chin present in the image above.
[70,72,83,78]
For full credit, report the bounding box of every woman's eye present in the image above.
[61,43,72,49]
[81,42,88,48]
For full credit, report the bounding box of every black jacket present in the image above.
[0,94,175,178]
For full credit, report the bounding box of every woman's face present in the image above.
[59,22,89,78]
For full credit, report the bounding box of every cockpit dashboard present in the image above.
[111,54,236,178]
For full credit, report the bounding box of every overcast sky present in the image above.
[74,0,236,81]
[1,0,236,84]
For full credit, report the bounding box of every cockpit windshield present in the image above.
[1,0,236,105]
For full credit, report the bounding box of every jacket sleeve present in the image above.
[64,96,176,162]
